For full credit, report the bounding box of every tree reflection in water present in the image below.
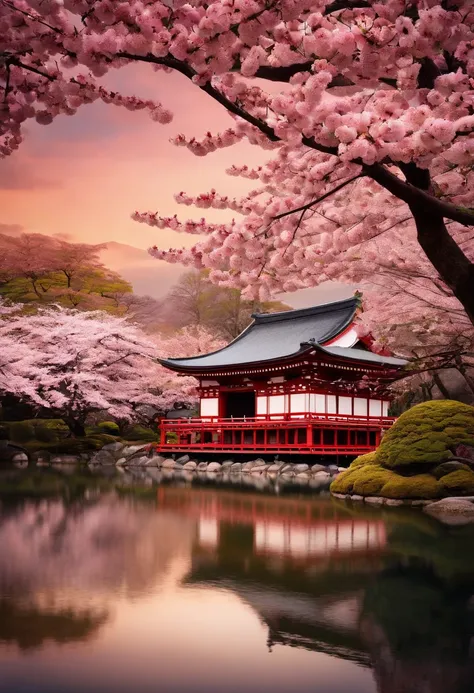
[0,470,473,693]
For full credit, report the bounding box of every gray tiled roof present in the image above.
[321,345,407,367]
[160,297,407,372]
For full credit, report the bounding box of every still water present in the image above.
[0,467,473,693]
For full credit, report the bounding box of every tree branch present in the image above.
[365,164,474,226]
[273,174,361,220]
[116,52,474,224]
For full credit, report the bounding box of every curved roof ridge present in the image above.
[252,297,358,324]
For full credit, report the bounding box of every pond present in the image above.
[0,467,473,693]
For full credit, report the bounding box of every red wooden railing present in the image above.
[157,412,396,456]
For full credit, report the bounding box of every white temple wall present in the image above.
[200,397,219,417]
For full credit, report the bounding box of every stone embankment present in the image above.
[29,441,343,488]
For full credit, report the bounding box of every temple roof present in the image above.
[160,297,406,373]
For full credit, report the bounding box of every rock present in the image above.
[89,450,115,466]
[267,463,283,473]
[328,464,339,474]
[12,452,28,463]
[207,462,222,472]
[116,457,126,466]
[50,455,81,465]
[280,464,294,473]
[311,464,327,473]
[424,497,474,525]
[221,460,234,469]
[162,458,176,469]
[364,496,385,505]
[145,455,165,467]
[230,462,242,473]
[132,455,150,467]
[101,442,124,454]
[294,464,309,473]
[145,469,162,483]
[338,467,347,473]
[0,441,28,462]
[296,472,310,480]
[455,444,474,461]
[183,461,197,471]
[313,470,330,482]
[250,464,268,473]
[206,471,219,479]
[242,461,258,473]
[197,462,208,471]
[280,471,295,479]
[384,498,405,506]
[122,444,148,458]
[332,492,346,499]
[349,494,364,502]
[176,454,190,465]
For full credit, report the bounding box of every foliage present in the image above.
[431,461,473,480]
[164,270,291,339]
[439,470,474,496]
[0,233,136,315]
[95,421,120,435]
[121,425,158,443]
[8,421,35,443]
[379,474,443,500]
[377,401,474,468]
[2,0,474,342]
[331,400,474,499]
[0,303,166,435]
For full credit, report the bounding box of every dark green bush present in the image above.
[124,425,158,442]
[9,421,35,443]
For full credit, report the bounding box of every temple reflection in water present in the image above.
[0,472,473,693]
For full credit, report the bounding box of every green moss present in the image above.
[377,401,474,469]
[440,470,474,495]
[432,461,472,479]
[380,474,442,500]
[95,421,120,435]
[350,451,378,468]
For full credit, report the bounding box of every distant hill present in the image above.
[99,242,182,299]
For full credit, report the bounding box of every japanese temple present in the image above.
[157,296,406,456]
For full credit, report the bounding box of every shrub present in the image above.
[96,421,120,435]
[440,470,474,495]
[124,425,158,442]
[431,461,472,480]
[9,421,35,442]
[380,474,442,500]
[377,401,474,469]
[351,467,395,496]
[350,451,378,468]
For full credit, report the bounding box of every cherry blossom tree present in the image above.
[2,0,474,328]
[0,300,223,434]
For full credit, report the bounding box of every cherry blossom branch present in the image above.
[272,174,362,221]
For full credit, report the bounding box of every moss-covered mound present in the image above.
[331,401,474,501]
[378,400,474,469]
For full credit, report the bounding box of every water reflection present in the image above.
[0,471,473,693]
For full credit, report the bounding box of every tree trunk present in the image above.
[65,418,86,437]
[409,205,474,326]
[455,357,474,395]
[433,372,452,399]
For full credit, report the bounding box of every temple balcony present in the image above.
[157,412,396,456]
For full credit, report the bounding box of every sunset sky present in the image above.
[0,63,350,305]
